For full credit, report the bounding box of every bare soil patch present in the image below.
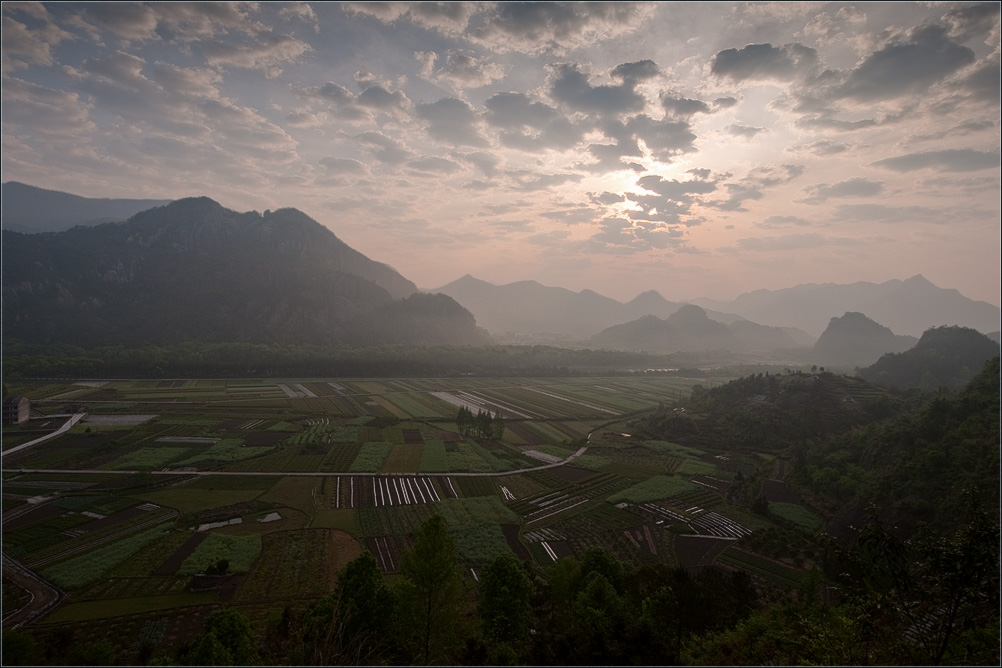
[761,479,797,503]
[501,524,532,561]
[154,533,207,576]
[328,530,364,584]
[503,421,544,445]
[402,429,424,444]
[674,534,735,570]
[76,506,145,534]
[3,503,66,531]
[547,465,594,483]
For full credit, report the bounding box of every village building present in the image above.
[3,396,31,425]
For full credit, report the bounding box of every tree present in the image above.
[477,552,533,646]
[397,514,468,664]
[298,552,396,664]
[184,609,258,666]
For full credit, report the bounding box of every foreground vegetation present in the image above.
[2,359,998,665]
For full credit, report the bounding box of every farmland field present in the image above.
[0,372,835,661]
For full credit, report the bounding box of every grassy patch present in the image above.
[607,476,698,504]
[174,439,274,466]
[139,489,263,515]
[109,447,191,470]
[312,510,360,536]
[40,523,172,590]
[419,440,449,472]
[769,502,823,532]
[45,592,218,622]
[643,440,706,458]
[432,496,519,525]
[450,522,511,564]
[178,533,261,575]
[677,459,717,476]
[349,442,394,472]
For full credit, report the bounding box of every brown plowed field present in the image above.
[154,533,207,576]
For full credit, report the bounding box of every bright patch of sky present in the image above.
[3,2,999,305]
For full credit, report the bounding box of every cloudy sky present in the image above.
[3,2,1000,306]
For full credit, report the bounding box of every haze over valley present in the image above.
[2,4,999,667]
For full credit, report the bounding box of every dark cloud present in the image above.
[626,175,718,226]
[661,94,711,118]
[952,59,1001,104]
[588,191,626,205]
[485,91,584,151]
[454,151,500,178]
[835,24,975,102]
[711,42,819,82]
[202,33,312,77]
[871,149,1000,172]
[611,59,661,83]
[548,63,646,115]
[626,114,698,162]
[356,85,410,113]
[540,207,601,224]
[713,97,738,109]
[415,97,488,147]
[415,49,506,89]
[800,177,883,204]
[469,2,657,55]
[798,139,850,156]
[942,2,1001,42]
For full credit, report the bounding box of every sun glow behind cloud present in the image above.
[2,1,999,305]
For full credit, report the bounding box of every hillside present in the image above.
[1,197,487,347]
[693,275,1000,337]
[1,181,173,233]
[858,326,1001,390]
[811,312,917,368]
[432,275,744,339]
[590,304,799,354]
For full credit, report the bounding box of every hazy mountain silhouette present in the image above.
[858,326,1000,390]
[589,304,800,354]
[2,197,489,347]
[692,275,999,337]
[432,275,748,339]
[812,312,918,367]
[1,181,173,233]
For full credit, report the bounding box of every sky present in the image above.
[2,2,1000,306]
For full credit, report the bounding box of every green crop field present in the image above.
[0,371,855,665]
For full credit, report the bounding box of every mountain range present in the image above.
[434,274,999,341]
[1,197,487,347]
[3,182,998,355]
[1,181,173,234]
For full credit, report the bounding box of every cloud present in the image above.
[485,91,584,151]
[319,157,368,175]
[831,203,943,224]
[711,42,819,82]
[407,156,461,175]
[415,97,488,147]
[661,94,710,119]
[709,164,804,211]
[469,2,658,55]
[507,170,583,191]
[625,174,718,225]
[353,131,414,165]
[2,14,73,71]
[151,2,268,41]
[801,177,883,204]
[80,2,159,41]
[871,149,1000,173]
[583,217,684,254]
[415,50,507,89]
[834,24,975,102]
[725,124,766,138]
[626,115,698,162]
[454,150,501,178]
[343,1,477,37]
[1,76,95,137]
[547,62,646,115]
[757,215,812,228]
[734,233,828,251]
[202,33,312,77]
[611,59,661,83]
[293,78,410,123]
[942,2,1001,42]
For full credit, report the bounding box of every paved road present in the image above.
[1,414,86,458]
[1,554,64,629]
[1,446,589,479]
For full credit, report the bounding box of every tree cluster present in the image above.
[455,406,504,439]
